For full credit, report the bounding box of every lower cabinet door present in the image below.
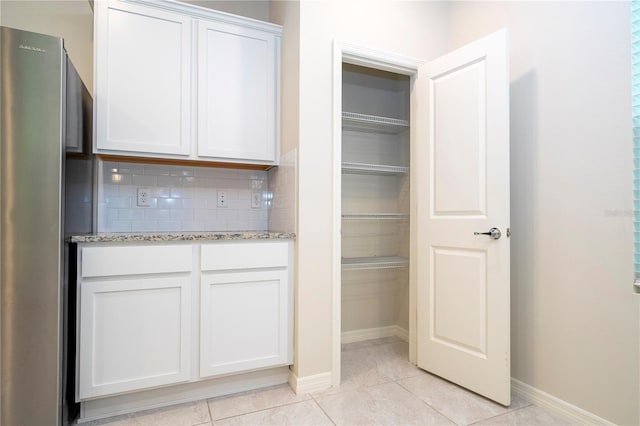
[78,276,191,399]
[200,270,291,378]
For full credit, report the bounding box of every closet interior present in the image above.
[341,63,411,345]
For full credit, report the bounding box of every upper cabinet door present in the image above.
[198,20,278,164]
[94,0,191,156]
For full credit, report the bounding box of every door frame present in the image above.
[331,40,423,386]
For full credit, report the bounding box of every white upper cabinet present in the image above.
[198,21,277,163]
[93,0,281,166]
[94,1,192,156]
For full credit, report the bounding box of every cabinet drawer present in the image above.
[81,245,192,277]
[201,242,288,271]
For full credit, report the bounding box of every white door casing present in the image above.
[416,29,511,405]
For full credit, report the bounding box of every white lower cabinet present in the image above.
[200,270,290,377]
[78,276,192,399]
[76,240,293,402]
[199,241,292,378]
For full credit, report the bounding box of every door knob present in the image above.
[474,227,502,240]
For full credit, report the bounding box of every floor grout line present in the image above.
[207,396,316,422]
[309,397,338,426]
[466,404,533,426]
[205,398,214,425]
[204,399,213,426]
[394,377,461,426]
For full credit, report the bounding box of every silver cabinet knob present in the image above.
[474,227,502,240]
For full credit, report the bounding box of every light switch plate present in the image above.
[217,191,227,208]
[251,192,261,208]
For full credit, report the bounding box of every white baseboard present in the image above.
[511,378,615,426]
[341,325,409,344]
[288,370,332,394]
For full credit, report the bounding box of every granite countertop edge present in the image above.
[69,232,296,243]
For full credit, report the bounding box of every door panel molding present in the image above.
[430,246,488,359]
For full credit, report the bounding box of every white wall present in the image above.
[1,1,94,94]
[447,2,638,425]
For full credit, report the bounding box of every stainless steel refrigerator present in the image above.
[1,26,94,425]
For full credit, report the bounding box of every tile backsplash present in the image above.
[97,160,270,233]
[268,148,296,233]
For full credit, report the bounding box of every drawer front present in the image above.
[201,242,288,271]
[81,244,192,277]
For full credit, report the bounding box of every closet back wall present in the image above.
[341,65,411,338]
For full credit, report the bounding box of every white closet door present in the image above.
[197,20,276,163]
[416,29,511,405]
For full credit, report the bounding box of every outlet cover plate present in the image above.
[137,188,151,207]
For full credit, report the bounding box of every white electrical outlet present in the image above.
[251,192,261,208]
[137,188,151,207]
[217,191,227,208]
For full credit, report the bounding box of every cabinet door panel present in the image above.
[198,21,276,163]
[95,1,191,155]
[200,270,290,377]
[78,277,191,399]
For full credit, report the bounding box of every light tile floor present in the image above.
[85,337,569,426]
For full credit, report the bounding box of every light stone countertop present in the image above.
[69,231,296,243]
